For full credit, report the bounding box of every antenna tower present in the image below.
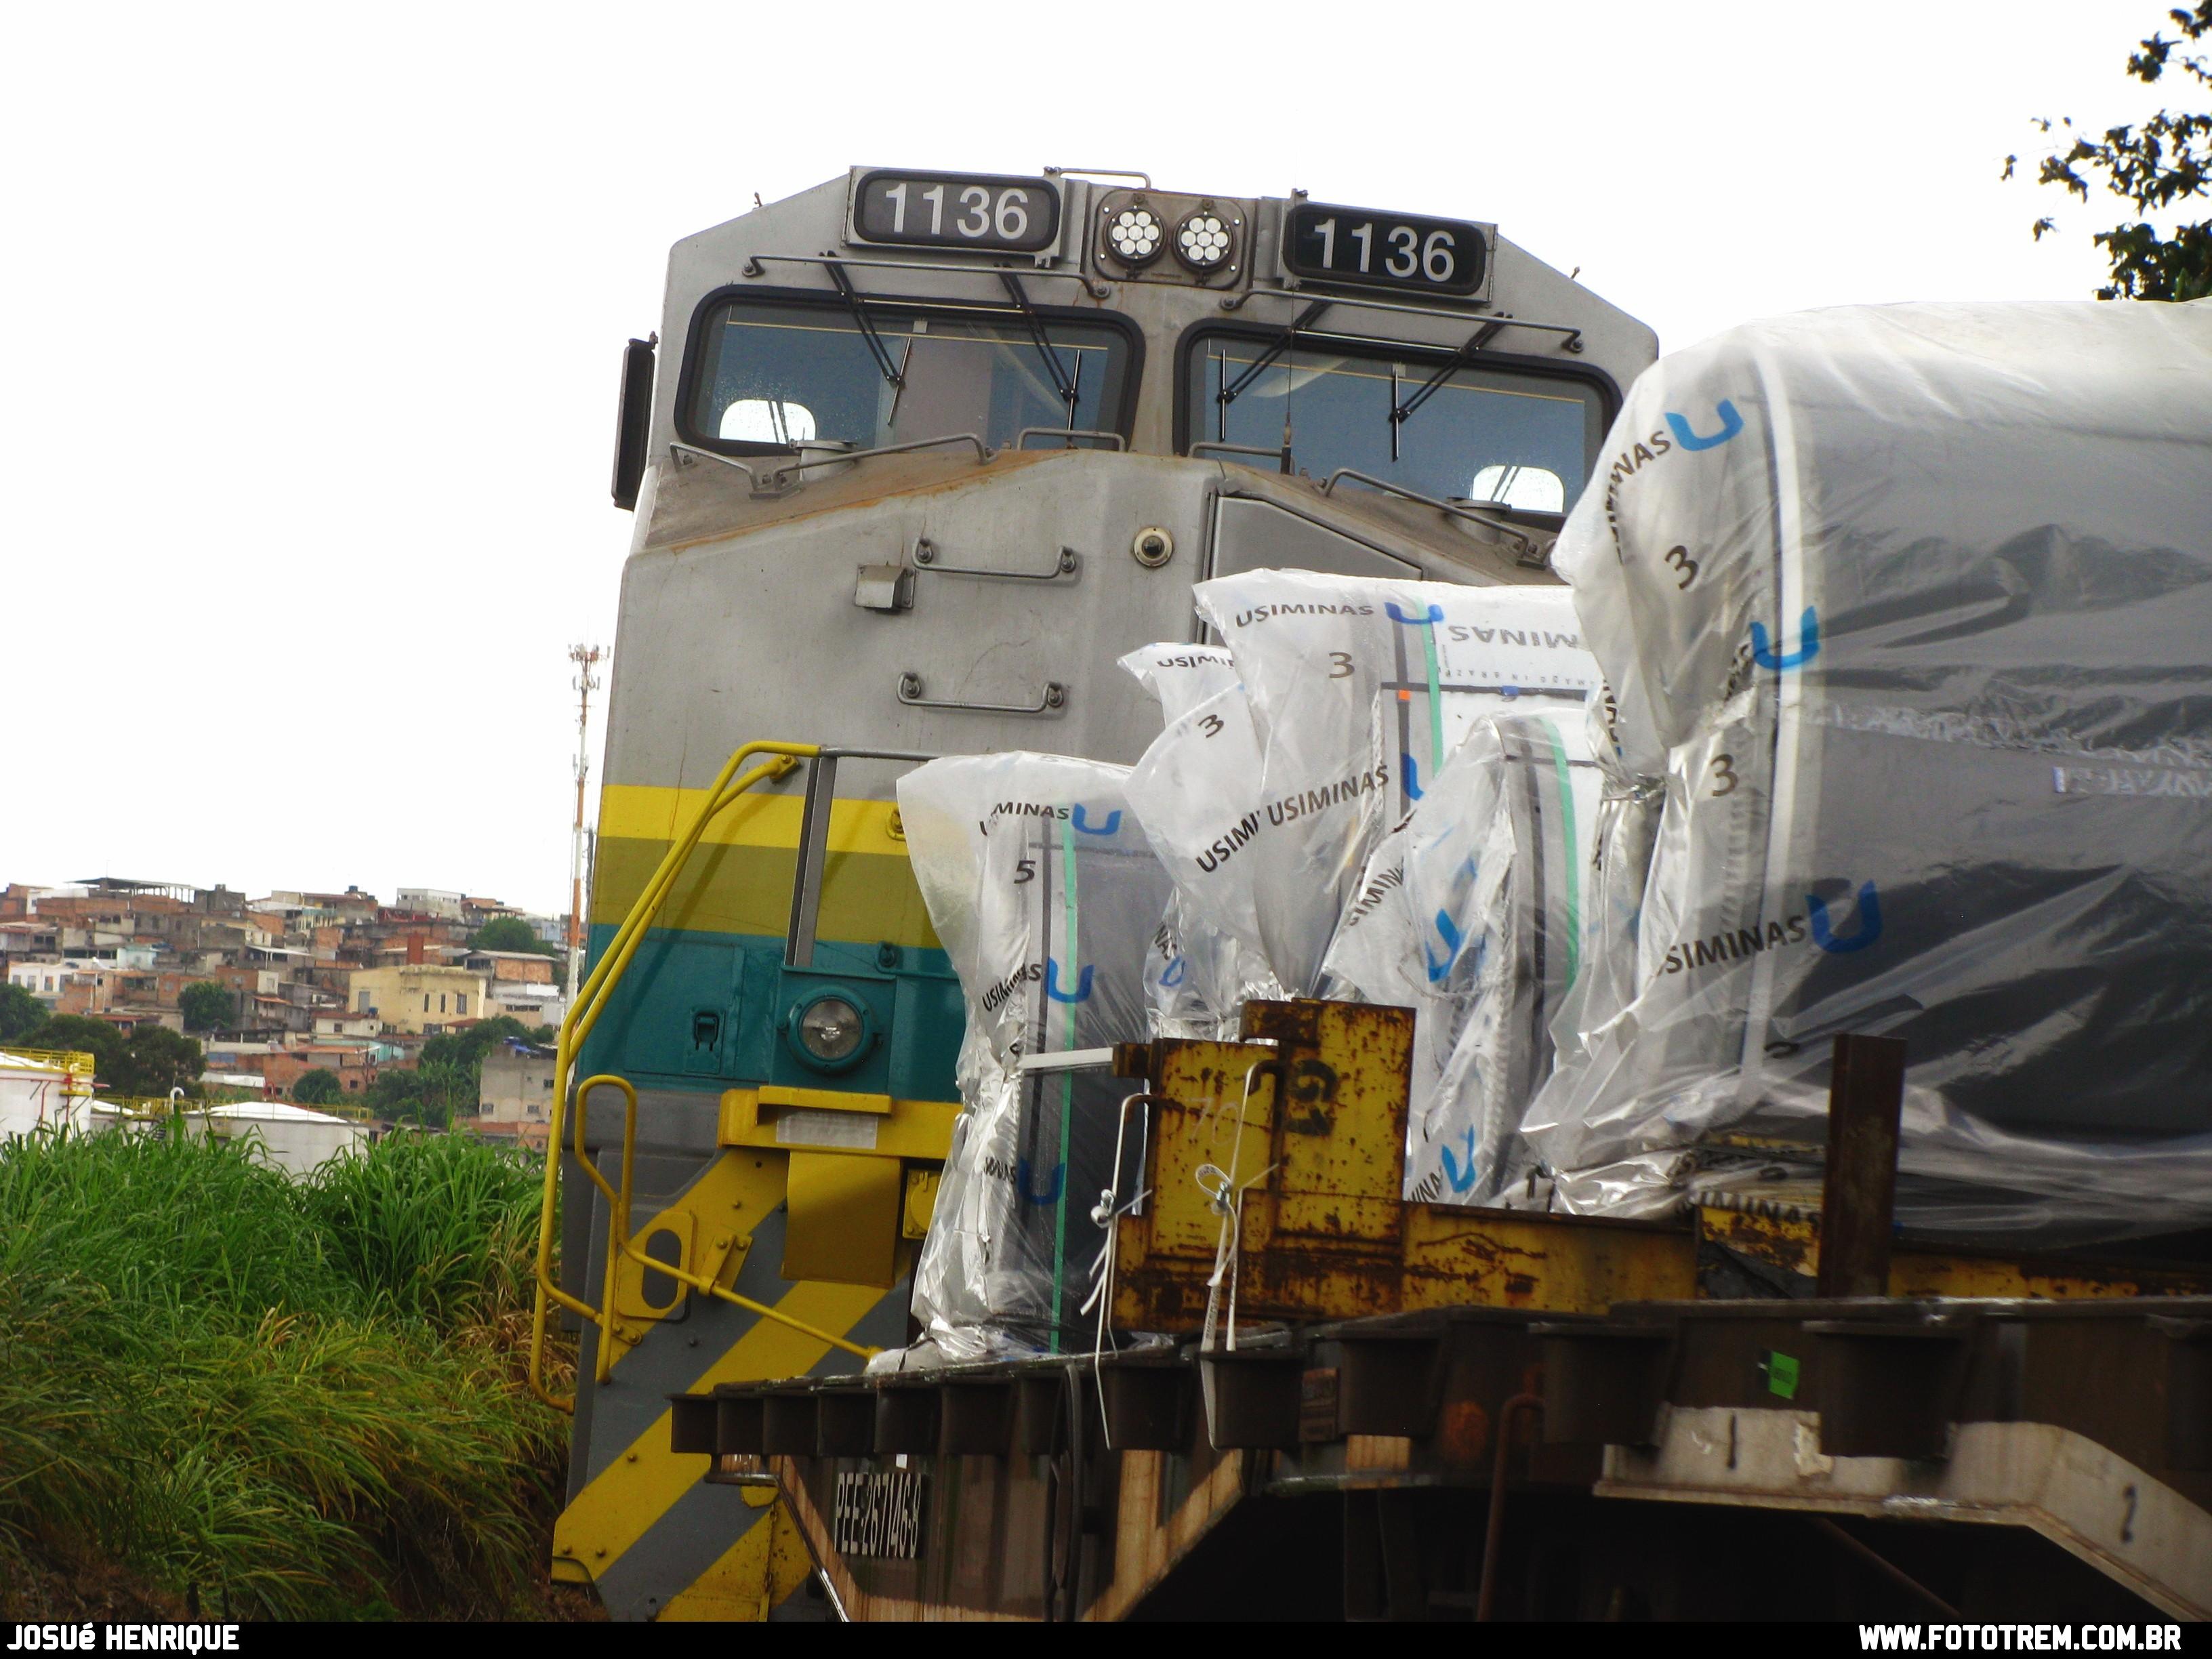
[567,644,605,1008]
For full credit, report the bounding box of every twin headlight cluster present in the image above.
[1101,197,1237,276]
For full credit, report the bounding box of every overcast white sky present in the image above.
[0,3,2173,913]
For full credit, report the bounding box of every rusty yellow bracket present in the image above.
[1109,1002,1699,1330]
[528,739,818,1412]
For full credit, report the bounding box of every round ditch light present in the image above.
[790,991,869,1070]
[1174,210,1233,272]
[1105,205,1166,267]
[1132,526,1174,567]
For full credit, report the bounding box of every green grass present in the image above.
[302,1130,544,1328]
[0,1128,572,1620]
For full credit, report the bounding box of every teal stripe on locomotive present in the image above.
[575,923,965,1102]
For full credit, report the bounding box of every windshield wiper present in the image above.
[827,263,905,389]
[1216,299,1332,414]
[1387,320,1508,452]
[998,273,1080,417]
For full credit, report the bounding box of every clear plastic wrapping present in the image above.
[1544,696,1664,1083]
[1126,571,1599,999]
[1122,644,1273,1036]
[1531,299,2212,1242]
[1116,641,1242,725]
[1122,680,1285,1019]
[897,754,1168,1357]
[1325,711,1601,1205]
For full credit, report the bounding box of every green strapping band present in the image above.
[1050,813,1079,1353]
[1546,718,1581,991]
[1418,620,1446,784]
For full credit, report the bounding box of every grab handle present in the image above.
[897,672,1067,715]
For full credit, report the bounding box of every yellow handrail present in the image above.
[527,740,816,1411]
[0,1048,98,1084]
[581,1074,637,1385]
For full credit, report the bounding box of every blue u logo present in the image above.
[1160,955,1186,988]
[1044,960,1093,1002]
[1402,752,1425,802]
[1017,1158,1065,1206]
[1438,1128,1481,1194]
[1666,399,1744,451]
[1807,881,1881,953]
[1070,804,1122,836]
[1750,607,1821,671]
[1386,600,1445,626]
[1423,910,1465,983]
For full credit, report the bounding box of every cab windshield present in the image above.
[1185,331,1606,514]
[687,298,1133,453]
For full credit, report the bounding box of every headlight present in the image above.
[794,994,866,1065]
[1174,210,1232,272]
[1106,205,1165,266]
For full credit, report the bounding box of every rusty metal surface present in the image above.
[1113,1004,1697,1329]
[766,1392,1252,1620]
[1111,1026,1375,1330]
[1404,1205,1696,1311]
[775,1449,1047,1621]
[1092,1448,1251,1622]
[741,1307,1595,1618]
[1698,1202,2212,1301]
[1240,998,1412,1248]
[650,444,1063,552]
[1816,1033,1907,1298]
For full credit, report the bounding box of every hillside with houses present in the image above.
[0,876,566,1146]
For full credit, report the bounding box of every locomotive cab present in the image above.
[545,165,1657,1619]
[628,167,1651,521]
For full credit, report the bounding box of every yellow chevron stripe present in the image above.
[550,1273,897,1577]
[655,1496,815,1622]
[552,1151,907,1588]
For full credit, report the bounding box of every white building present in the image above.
[8,962,70,1001]
[486,980,563,1025]
[480,1039,556,1122]
[396,888,465,919]
[7,958,117,1004]
[201,1070,273,1098]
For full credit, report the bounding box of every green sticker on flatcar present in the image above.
[1765,1350,1801,1399]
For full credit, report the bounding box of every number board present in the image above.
[1282,202,1489,298]
[849,169,1061,254]
[832,1468,927,1560]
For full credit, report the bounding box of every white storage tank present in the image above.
[0,1049,98,1139]
[203,1099,366,1176]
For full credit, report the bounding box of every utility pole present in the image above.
[567,644,604,1013]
